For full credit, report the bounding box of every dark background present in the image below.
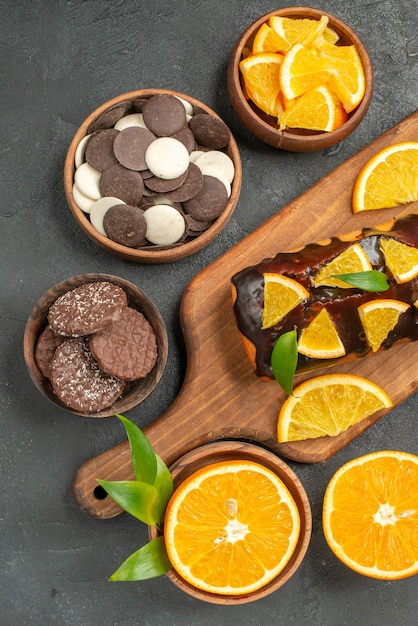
[1,1,417,624]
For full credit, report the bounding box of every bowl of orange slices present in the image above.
[150,440,312,604]
[227,7,374,151]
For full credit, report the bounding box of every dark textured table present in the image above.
[1,1,417,624]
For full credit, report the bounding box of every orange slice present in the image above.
[313,243,372,288]
[277,374,392,442]
[357,298,410,352]
[278,85,347,132]
[323,450,418,580]
[352,142,418,212]
[239,52,284,117]
[262,273,309,329]
[380,237,418,283]
[164,460,301,595]
[297,308,346,359]
[268,15,329,51]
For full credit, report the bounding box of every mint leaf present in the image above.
[333,270,389,292]
[153,455,174,527]
[116,414,157,485]
[271,329,298,395]
[109,536,172,581]
[96,479,161,526]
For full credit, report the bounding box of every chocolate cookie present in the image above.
[89,307,158,381]
[48,281,128,337]
[35,325,66,380]
[50,337,125,412]
[183,175,228,220]
[188,113,230,149]
[85,129,119,172]
[99,163,144,205]
[113,126,156,171]
[103,204,147,247]
[142,94,187,137]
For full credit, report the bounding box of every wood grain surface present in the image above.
[73,111,418,519]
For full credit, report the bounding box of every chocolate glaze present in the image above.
[232,214,418,379]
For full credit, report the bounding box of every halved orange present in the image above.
[277,374,392,442]
[164,460,301,595]
[297,308,346,359]
[278,85,347,132]
[358,298,410,352]
[262,273,309,329]
[323,450,418,579]
[352,142,418,212]
[380,237,418,283]
[239,52,284,117]
[313,243,372,288]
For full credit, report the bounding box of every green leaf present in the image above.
[116,414,157,485]
[109,536,172,581]
[271,329,298,395]
[332,270,389,292]
[153,455,174,526]
[96,479,161,526]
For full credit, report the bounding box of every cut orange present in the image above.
[297,308,346,359]
[313,243,372,288]
[279,43,330,100]
[358,298,410,352]
[323,450,418,580]
[268,15,330,51]
[252,22,289,54]
[277,374,392,442]
[318,41,366,113]
[352,142,418,212]
[239,52,284,117]
[262,273,309,329]
[164,460,301,595]
[279,41,365,112]
[278,85,347,132]
[380,237,418,283]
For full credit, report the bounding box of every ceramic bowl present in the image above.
[23,274,168,417]
[149,440,312,605]
[227,7,374,151]
[64,89,242,263]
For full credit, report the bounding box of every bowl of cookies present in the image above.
[227,7,373,151]
[23,274,168,417]
[64,89,242,263]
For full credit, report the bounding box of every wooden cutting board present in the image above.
[73,111,418,518]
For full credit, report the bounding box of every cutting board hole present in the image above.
[93,485,108,500]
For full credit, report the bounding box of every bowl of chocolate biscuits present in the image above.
[64,89,242,263]
[23,274,168,417]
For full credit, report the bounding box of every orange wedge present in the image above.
[352,142,418,212]
[313,243,372,288]
[279,41,365,112]
[252,22,289,54]
[380,237,418,283]
[277,374,392,442]
[164,460,301,595]
[297,308,345,359]
[323,450,418,579]
[268,14,330,51]
[262,273,309,329]
[239,52,284,117]
[278,84,347,132]
[357,298,410,352]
